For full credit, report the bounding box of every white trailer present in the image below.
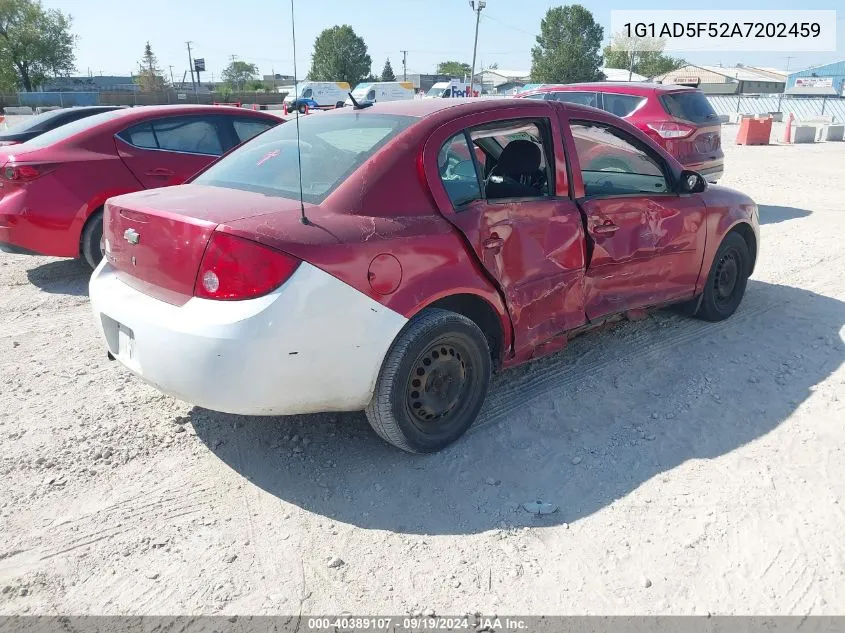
[345,81,415,105]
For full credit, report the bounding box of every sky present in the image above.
[43,0,844,81]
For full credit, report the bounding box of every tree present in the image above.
[135,41,166,92]
[381,58,395,82]
[437,60,471,78]
[530,5,604,84]
[0,0,76,92]
[308,25,371,87]
[222,60,258,91]
[603,33,684,79]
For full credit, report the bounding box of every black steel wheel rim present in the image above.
[405,336,474,432]
[714,247,740,306]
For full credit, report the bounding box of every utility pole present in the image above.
[186,41,198,101]
[401,50,408,81]
[777,56,795,112]
[468,0,486,96]
[168,65,175,86]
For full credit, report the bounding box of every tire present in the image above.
[695,231,751,322]
[335,101,345,109]
[365,309,492,453]
[80,210,104,270]
[297,103,307,114]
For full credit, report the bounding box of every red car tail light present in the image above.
[194,231,300,301]
[2,163,46,181]
[646,121,696,139]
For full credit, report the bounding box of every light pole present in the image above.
[469,0,486,96]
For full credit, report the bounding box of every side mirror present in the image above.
[679,170,706,194]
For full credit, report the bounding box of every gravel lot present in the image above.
[1,123,844,616]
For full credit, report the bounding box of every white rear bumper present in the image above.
[89,261,408,415]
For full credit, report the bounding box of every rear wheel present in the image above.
[80,210,104,270]
[696,232,750,321]
[297,103,307,114]
[365,309,491,453]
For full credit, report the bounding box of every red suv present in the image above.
[517,82,723,182]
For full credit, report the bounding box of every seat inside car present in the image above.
[485,140,544,199]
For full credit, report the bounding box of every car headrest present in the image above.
[495,140,541,176]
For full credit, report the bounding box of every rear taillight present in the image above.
[1,163,46,181]
[194,231,300,301]
[646,121,696,139]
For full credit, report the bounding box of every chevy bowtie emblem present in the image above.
[123,228,140,245]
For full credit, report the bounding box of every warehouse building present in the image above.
[655,64,787,94]
[785,61,845,97]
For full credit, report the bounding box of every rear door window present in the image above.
[152,117,223,155]
[550,91,600,109]
[601,93,646,118]
[232,118,276,144]
[659,91,718,124]
[438,133,482,208]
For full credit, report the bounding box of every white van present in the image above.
[425,80,482,98]
[345,81,415,105]
[283,81,351,112]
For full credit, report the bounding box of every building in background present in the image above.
[655,64,787,94]
[785,61,845,97]
[40,75,139,93]
[473,69,531,95]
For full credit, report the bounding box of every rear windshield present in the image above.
[659,91,718,124]
[4,109,70,134]
[16,109,128,149]
[193,113,415,204]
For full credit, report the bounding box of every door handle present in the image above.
[483,234,504,250]
[144,168,175,178]
[592,222,619,236]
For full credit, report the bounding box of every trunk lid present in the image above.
[104,184,308,304]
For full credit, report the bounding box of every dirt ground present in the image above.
[1,123,844,616]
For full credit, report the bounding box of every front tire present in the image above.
[297,103,307,114]
[696,232,751,321]
[80,210,104,270]
[365,309,492,453]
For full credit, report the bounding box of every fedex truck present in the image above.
[425,80,482,98]
[345,81,415,105]
[283,81,351,112]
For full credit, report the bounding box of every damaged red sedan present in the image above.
[90,98,759,453]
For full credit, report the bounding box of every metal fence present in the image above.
[707,95,845,122]
[0,91,290,108]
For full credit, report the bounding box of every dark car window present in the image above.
[2,107,120,136]
[152,117,223,155]
[302,88,313,99]
[119,122,157,149]
[551,91,599,108]
[601,93,646,118]
[193,113,414,204]
[570,121,668,197]
[438,132,482,208]
[521,93,548,100]
[233,118,276,144]
[659,91,718,124]
[468,119,553,201]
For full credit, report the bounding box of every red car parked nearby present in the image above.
[0,105,282,268]
[90,98,758,453]
[516,82,724,182]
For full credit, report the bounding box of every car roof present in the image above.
[522,82,697,95]
[100,103,278,122]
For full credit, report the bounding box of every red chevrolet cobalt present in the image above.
[90,98,759,453]
[0,105,281,268]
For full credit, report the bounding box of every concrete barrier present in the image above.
[791,125,816,144]
[3,106,33,115]
[824,125,844,141]
[798,115,835,124]
[768,112,784,122]
[264,104,286,110]
[716,114,730,124]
